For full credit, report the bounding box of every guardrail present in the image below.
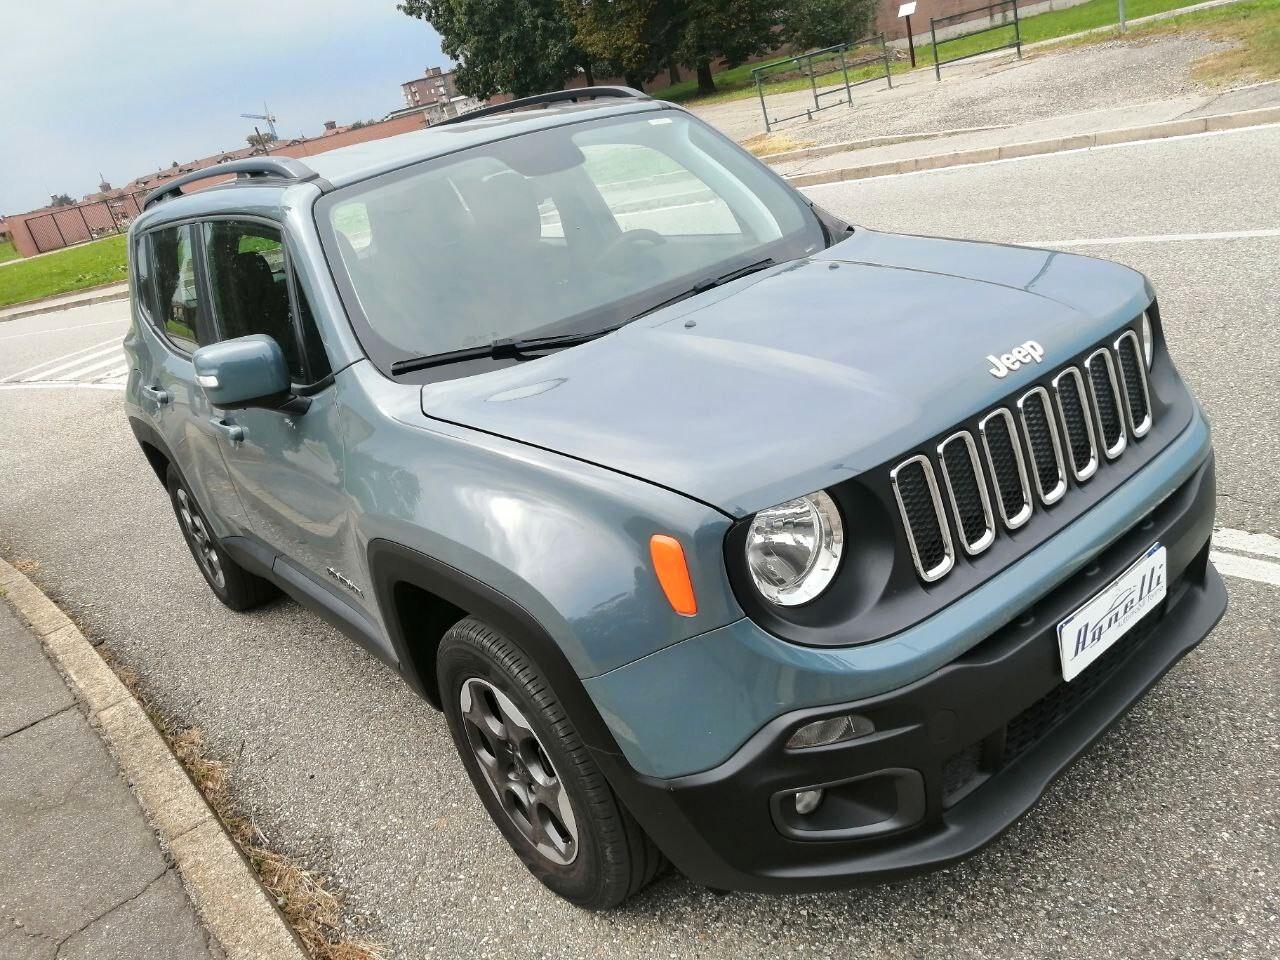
[751,36,894,133]
[930,0,1022,81]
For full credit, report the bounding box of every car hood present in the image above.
[421,229,1152,516]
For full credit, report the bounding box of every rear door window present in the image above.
[148,224,208,352]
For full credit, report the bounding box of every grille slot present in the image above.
[1085,348,1127,459]
[1114,330,1152,438]
[1051,367,1099,482]
[1017,386,1067,505]
[890,455,954,581]
[938,431,995,556]
[978,409,1032,530]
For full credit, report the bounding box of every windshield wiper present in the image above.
[628,258,777,321]
[390,326,623,375]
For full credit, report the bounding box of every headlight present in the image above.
[1141,311,1154,369]
[745,490,843,606]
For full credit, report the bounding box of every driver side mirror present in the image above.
[192,335,310,413]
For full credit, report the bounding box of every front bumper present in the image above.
[597,453,1225,892]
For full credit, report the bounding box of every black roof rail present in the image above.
[435,86,650,127]
[142,156,324,210]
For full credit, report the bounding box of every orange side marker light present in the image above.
[650,535,697,617]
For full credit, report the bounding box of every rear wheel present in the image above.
[438,616,665,908]
[165,465,275,611]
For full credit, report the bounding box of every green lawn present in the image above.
[0,239,18,264]
[1062,0,1280,82]
[0,234,128,308]
[650,0,1215,106]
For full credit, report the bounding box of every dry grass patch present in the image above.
[99,645,384,960]
[741,132,817,157]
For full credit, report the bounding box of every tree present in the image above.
[245,131,277,151]
[400,0,588,99]
[562,0,687,90]
[49,193,74,207]
[781,0,876,53]
[678,0,780,94]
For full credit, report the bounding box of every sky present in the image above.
[1,1,449,215]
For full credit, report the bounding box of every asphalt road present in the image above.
[0,124,1277,959]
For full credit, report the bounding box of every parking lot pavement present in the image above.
[0,125,1275,959]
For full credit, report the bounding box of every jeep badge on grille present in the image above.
[987,340,1046,378]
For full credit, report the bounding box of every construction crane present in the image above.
[239,103,279,141]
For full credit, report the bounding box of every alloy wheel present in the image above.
[459,677,579,865]
[175,487,226,590]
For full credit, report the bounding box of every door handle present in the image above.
[210,418,244,445]
[140,384,171,406]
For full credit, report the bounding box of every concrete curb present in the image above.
[783,106,1280,187]
[0,556,309,960]
[756,124,1010,164]
[0,283,129,323]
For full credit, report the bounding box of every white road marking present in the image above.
[1210,551,1280,588]
[1,338,122,382]
[1024,229,1280,247]
[1210,528,1280,588]
[800,122,1280,188]
[0,381,124,393]
[47,351,127,382]
[0,317,128,344]
[1212,527,1280,561]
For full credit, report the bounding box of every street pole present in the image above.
[905,14,916,68]
[1119,0,1127,31]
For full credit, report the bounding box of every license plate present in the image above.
[1057,543,1167,682]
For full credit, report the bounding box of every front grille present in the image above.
[890,321,1155,583]
[890,456,954,580]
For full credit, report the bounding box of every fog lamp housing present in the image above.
[786,713,875,749]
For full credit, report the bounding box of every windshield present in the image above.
[316,109,826,374]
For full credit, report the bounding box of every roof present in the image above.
[131,91,672,230]
[304,98,668,188]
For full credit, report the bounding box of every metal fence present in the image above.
[752,36,894,133]
[23,191,148,254]
[931,0,1022,81]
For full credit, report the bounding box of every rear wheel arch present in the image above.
[127,416,172,487]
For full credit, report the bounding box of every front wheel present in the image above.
[438,617,666,908]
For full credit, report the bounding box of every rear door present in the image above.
[133,223,248,534]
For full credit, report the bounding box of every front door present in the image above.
[195,219,361,609]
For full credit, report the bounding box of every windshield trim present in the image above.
[313,111,828,384]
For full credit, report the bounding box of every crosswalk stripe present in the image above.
[93,364,130,382]
[40,351,127,383]
[19,344,124,382]
[1210,550,1280,588]
[2,337,123,382]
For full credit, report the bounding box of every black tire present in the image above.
[165,464,275,612]
[438,616,666,908]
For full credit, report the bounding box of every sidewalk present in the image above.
[0,283,129,324]
[765,81,1280,183]
[0,602,220,959]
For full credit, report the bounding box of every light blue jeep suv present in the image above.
[123,88,1226,907]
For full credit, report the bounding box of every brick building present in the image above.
[3,112,435,259]
[401,66,460,109]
